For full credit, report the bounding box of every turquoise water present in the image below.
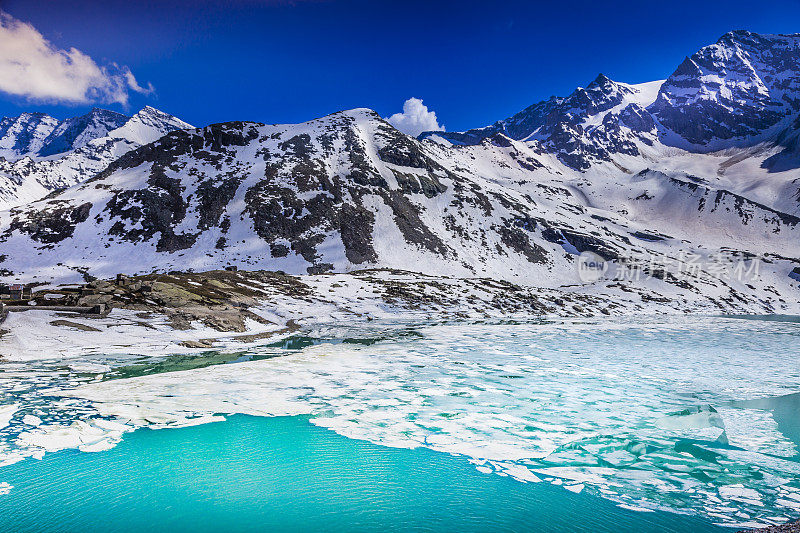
[0,415,727,533]
[1,316,800,530]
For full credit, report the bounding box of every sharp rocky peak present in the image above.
[37,108,130,157]
[422,30,800,166]
[650,31,800,145]
[0,105,195,210]
[561,73,631,115]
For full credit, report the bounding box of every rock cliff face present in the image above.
[0,32,799,314]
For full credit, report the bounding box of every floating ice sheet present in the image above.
[1,316,799,527]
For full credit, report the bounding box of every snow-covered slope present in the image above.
[0,108,128,161]
[0,31,799,314]
[0,107,192,209]
[36,108,129,158]
[0,113,60,159]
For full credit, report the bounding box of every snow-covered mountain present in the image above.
[423,31,800,221]
[0,112,60,159]
[0,31,799,313]
[422,73,663,171]
[651,30,800,147]
[0,107,192,209]
[0,108,129,161]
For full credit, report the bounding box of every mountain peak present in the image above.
[716,29,800,47]
[651,30,800,145]
[669,57,702,79]
[85,107,129,121]
[587,73,615,89]
[106,106,193,145]
[16,111,52,119]
[717,29,758,44]
[339,108,382,120]
[127,105,189,126]
[309,108,384,130]
[37,108,131,157]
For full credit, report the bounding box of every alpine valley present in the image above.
[2,30,800,316]
[4,27,800,533]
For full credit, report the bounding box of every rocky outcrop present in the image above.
[6,201,92,244]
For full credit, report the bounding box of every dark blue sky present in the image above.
[2,0,800,131]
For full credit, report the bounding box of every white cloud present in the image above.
[386,98,445,137]
[0,12,154,105]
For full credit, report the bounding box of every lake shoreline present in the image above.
[3,267,796,362]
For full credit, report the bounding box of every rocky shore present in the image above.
[0,266,791,361]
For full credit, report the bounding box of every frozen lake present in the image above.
[1,316,799,529]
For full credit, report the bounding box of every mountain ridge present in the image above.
[423,31,800,168]
[0,106,192,210]
[0,31,798,315]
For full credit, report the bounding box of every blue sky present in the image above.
[2,0,800,132]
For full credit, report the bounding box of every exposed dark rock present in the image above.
[8,201,92,244]
[339,203,377,264]
[651,31,800,145]
[380,191,450,257]
[306,263,334,275]
[377,130,436,171]
[631,231,667,242]
[105,166,197,252]
[195,175,243,230]
[391,170,447,198]
[560,229,620,260]
[270,243,290,258]
[278,134,315,158]
[495,224,548,264]
[619,103,656,133]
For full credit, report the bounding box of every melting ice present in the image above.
[1,316,800,529]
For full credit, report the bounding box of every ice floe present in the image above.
[0,316,799,527]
